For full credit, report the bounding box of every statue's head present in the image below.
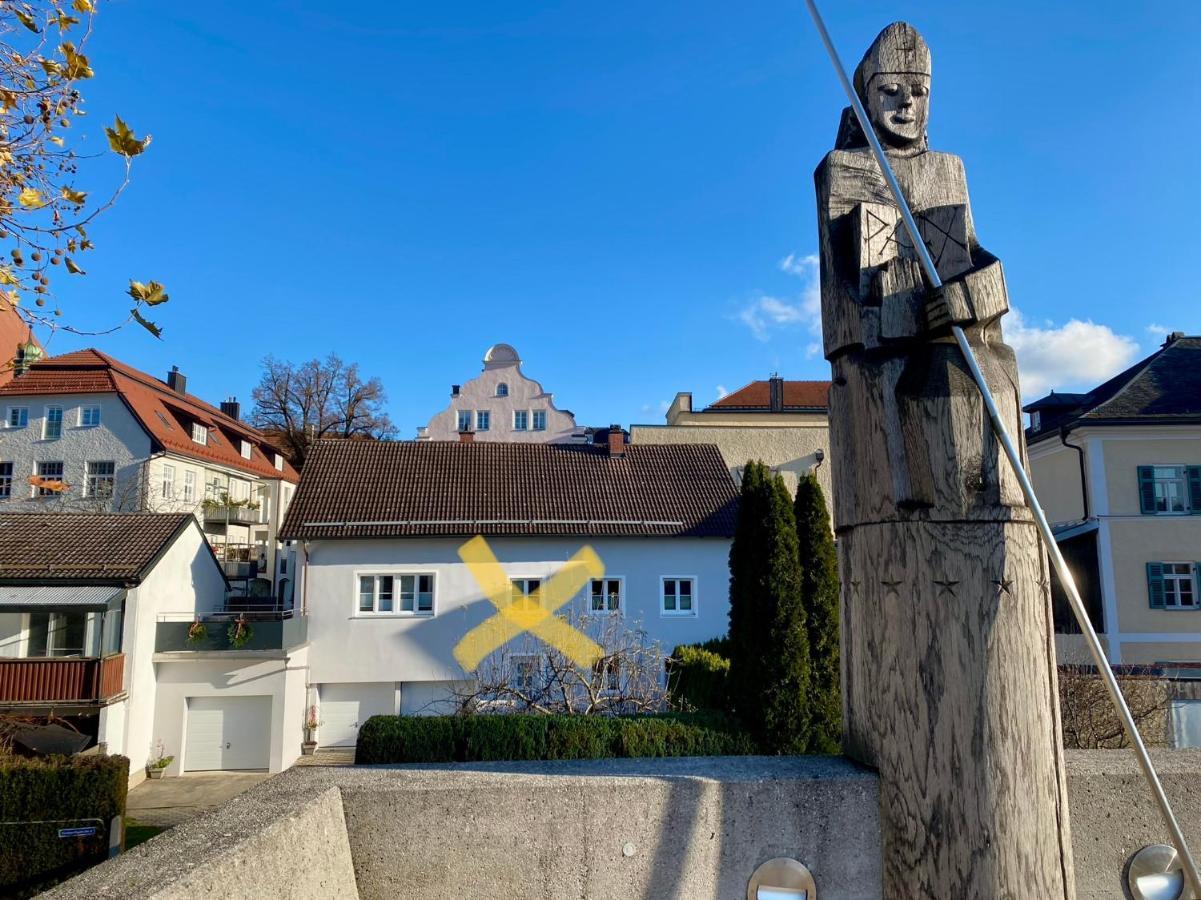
[853,22,931,150]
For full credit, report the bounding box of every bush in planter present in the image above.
[355,712,756,764]
[0,754,128,897]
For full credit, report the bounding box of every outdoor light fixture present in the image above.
[1127,844,1186,900]
[813,448,825,473]
[746,858,816,900]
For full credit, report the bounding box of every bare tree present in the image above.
[450,612,670,716]
[1058,665,1171,749]
[249,354,397,467]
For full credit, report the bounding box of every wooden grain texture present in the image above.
[840,521,1074,899]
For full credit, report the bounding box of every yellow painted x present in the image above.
[452,535,605,672]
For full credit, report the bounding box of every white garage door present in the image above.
[319,683,394,747]
[185,696,272,772]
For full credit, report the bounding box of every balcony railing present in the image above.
[155,609,307,653]
[0,654,125,704]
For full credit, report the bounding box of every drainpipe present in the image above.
[1060,425,1090,520]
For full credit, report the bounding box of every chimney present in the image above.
[606,424,625,457]
[451,384,461,397]
[459,428,474,443]
[1165,331,1185,347]
[166,365,187,395]
[769,374,784,412]
[220,397,241,420]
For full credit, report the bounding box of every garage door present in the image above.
[185,696,271,771]
[319,683,394,747]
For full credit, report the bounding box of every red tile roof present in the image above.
[0,300,37,388]
[0,348,299,483]
[282,440,739,540]
[706,380,830,411]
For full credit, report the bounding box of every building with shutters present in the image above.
[1025,332,1201,670]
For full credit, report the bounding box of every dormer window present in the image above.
[496,383,509,397]
[273,453,284,471]
[191,423,208,445]
[240,440,252,459]
[1029,411,1041,431]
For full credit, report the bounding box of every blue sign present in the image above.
[58,826,98,838]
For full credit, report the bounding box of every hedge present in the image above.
[355,713,756,764]
[0,754,129,898]
[669,643,732,713]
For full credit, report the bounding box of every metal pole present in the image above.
[803,2,1201,895]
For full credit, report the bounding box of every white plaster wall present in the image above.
[97,699,132,781]
[423,356,578,443]
[152,646,308,775]
[0,391,150,510]
[401,680,474,715]
[302,536,731,686]
[119,521,227,773]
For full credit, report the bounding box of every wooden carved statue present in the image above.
[816,22,1076,898]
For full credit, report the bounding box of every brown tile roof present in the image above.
[282,440,739,540]
[0,348,299,483]
[0,513,197,583]
[706,380,830,411]
[0,300,37,388]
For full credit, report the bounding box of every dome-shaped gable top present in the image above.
[483,343,521,368]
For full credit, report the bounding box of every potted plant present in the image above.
[302,706,321,755]
[146,741,173,779]
[186,618,208,645]
[227,614,254,649]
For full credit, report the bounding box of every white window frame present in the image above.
[273,453,284,471]
[1151,465,1191,515]
[85,460,115,498]
[191,422,208,445]
[510,577,542,605]
[456,410,471,432]
[588,577,624,614]
[183,470,196,503]
[511,653,543,693]
[354,571,437,617]
[0,461,12,498]
[1162,562,1199,610]
[34,460,64,497]
[5,406,28,428]
[162,464,176,499]
[660,576,697,617]
[513,410,529,431]
[79,405,101,428]
[496,382,509,398]
[240,440,252,459]
[532,409,547,432]
[476,410,490,432]
[42,405,63,440]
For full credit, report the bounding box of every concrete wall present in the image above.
[0,391,150,511]
[631,422,832,498]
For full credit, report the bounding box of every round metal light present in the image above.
[746,857,816,900]
[1127,844,1186,900]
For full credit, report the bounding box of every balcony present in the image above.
[0,654,125,705]
[155,609,307,653]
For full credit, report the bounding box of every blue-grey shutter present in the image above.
[1147,562,1166,609]
[1138,466,1157,514]
[1188,466,1201,513]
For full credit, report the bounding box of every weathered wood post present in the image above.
[815,22,1076,898]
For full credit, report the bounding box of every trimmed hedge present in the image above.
[0,753,129,898]
[356,713,756,764]
[669,643,732,713]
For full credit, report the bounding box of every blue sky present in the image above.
[41,1,1201,433]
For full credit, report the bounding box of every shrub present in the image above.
[669,643,732,713]
[0,754,129,897]
[355,713,756,764]
[795,472,841,753]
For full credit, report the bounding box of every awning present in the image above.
[0,585,124,611]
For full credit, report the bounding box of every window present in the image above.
[661,577,695,616]
[35,461,64,496]
[1029,411,1041,431]
[590,578,622,613]
[43,406,63,440]
[26,611,89,657]
[162,465,176,499]
[274,453,284,471]
[592,657,621,693]
[1139,465,1200,515]
[532,410,547,432]
[240,440,252,459]
[1148,562,1200,610]
[511,578,541,605]
[191,422,207,445]
[5,407,28,428]
[496,383,509,397]
[80,405,101,427]
[85,461,115,498]
[0,462,11,498]
[183,470,196,502]
[512,654,541,693]
[513,410,528,431]
[476,410,490,432]
[357,573,434,615]
[456,410,472,432]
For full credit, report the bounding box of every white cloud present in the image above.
[779,252,818,277]
[715,384,728,400]
[736,252,822,343]
[1006,309,1139,398]
[1146,323,1170,337]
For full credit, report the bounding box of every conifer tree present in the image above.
[795,472,841,753]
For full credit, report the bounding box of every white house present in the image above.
[0,349,301,602]
[282,431,738,748]
[417,343,585,443]
[0,513,309,783]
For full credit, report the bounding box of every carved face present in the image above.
[866,74,929,147]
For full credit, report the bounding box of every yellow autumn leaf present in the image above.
[72,0,94,12]
[128,279,169,306]
[49,136,63,147]
[0,267,18,286]
[64,257,85,275]
[18,187,42,208]
[61,186,86,204]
